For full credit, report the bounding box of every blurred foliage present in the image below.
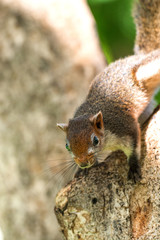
[87,0,160,104]
[87,0,135,63]
[155,90,160,104]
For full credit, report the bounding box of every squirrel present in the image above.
[57,0,160,182]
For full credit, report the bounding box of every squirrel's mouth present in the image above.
[78,162,94,169]
[74,156,96,169]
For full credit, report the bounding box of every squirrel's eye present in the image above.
[65,143,71,151]
[93,136,99,146]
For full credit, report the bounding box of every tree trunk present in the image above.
[55,106,160,239]
[0,1,105,240]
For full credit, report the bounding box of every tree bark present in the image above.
[55,106,160,240]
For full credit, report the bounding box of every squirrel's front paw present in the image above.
[128,153,141,182]
[128,164,141,183]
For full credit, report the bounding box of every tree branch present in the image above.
[55,106,160,240]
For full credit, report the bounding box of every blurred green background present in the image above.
[87,0,160,103]
[87,0,135,63]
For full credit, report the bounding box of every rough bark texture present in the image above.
[0,1,105,240]
[55,107,160,239]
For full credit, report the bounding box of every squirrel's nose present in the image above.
[74,156,87,166]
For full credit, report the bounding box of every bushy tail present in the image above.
[135,49,160,124]
[134,0,160,54]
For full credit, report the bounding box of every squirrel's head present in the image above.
[57,111,104,169]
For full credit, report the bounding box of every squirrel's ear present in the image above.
[90,111,104,132]
[57,123,68,132]
[134,54,160,91]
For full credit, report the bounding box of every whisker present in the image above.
[47,158,72,163]
[61,163,77,180]
[44,161,77,190]
[54,161,78,187]
[38,157,74,180]
[48,160,73,169]
[51,162,74,176]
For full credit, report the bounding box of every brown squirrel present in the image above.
[57,0,160,182]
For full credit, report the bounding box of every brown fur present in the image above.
[57,0,160,181]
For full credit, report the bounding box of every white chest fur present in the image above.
[103,130,133,160]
